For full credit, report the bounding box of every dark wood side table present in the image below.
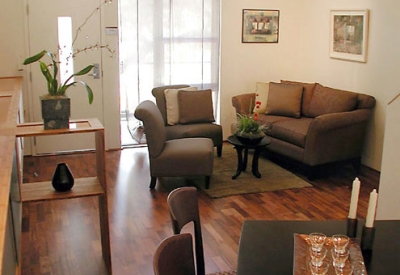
[227,135,271,179]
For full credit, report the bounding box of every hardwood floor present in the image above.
[21,143,379,275]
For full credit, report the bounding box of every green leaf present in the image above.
[59,81,93,104]
[74,65,94,76]
[23,50,47,65]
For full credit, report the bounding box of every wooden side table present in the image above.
[227,135,271,179]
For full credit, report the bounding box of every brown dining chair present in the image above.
[167,187,237,275]
[153,233,196,275]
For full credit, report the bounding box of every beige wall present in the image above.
[221,0,400,171]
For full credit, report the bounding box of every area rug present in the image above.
[159,145,312,198]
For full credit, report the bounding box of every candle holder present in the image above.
[346,218,358,238]
[361,226,375,251]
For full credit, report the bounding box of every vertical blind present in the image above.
[121,0,221,143]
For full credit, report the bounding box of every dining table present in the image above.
[236,220,400,275]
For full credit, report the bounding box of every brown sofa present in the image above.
[152,85,223,157]
[232,81,376,178]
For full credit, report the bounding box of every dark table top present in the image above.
[227,135,271,148]
[237,220,400,275]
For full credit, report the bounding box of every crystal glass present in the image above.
[309,232,327,252]
[335,264,354,275]
[309,246,327,267]
[309,261,330,275]
[331,249,350,268]
[332,234,350,253]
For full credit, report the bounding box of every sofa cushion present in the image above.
[265,82,303,118]
[281,80,316,117]
[306,84,358,117]
[178,89,215,124]
[253,82,269,113]
[165,87,198,125]
[268,117,313,148]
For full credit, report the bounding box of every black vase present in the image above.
[52,163,74,192]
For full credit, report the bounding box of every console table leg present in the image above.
[98,195,112,274]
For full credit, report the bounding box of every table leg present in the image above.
[243,148,249,171]
[232,146,243,179]
[252,148,262,178]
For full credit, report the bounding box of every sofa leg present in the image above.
[149,177,157,189]
[205,176,211,189]
[217,145,222,157]
[305,166,318,181]
[351,157,362,174]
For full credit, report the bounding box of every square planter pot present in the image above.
[40,96,71,130]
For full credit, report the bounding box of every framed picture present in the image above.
[242,9,279,43]
[330,10,369,62]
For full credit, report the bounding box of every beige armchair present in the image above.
[134,100,214,189]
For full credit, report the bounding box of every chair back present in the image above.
[152,85,190,125]
[167,187,205,275]
[153,233,196,275]
[134,100,166,158]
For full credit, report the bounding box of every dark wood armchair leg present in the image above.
[149,177,157,189]
[205,176,211,189]
[217,144,222,157]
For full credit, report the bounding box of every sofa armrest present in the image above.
[304,109,372,166]
[232,93,256,114]
[308,109,371,132]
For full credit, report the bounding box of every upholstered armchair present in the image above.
[152,85,223,157]
[134,100,214,189]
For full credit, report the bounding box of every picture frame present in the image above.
[330,10,369,62]
[242,9,279,43]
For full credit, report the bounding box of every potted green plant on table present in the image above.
[234,99,270,145]
[23,1,114,130]
[23,51,94,130]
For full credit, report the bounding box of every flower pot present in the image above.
[235,134,264,145]
[51,163,74,192]
[41,96,70,130]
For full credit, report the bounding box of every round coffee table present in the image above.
[227,135,271,179]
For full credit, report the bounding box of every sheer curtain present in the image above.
[120,0,221,143]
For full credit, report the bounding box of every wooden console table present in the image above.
[15,119,113,274]
[0,77,112,274]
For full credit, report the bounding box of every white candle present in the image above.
[348,177,360,219]
[365,189,378,228]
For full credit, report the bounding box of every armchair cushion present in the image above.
[306,84,358,117]
[178,89,215,124]
[165,87,198,125]
[265,82,303,118]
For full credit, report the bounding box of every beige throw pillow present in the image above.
[253,82,269,114]
[265,82,303,118]
[165,87,197,125]
[178,89,215,124]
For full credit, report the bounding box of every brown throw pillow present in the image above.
[178,89,215,124]
[307,84,358,117]
[281,80,317,117]
[265,82,303,118]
